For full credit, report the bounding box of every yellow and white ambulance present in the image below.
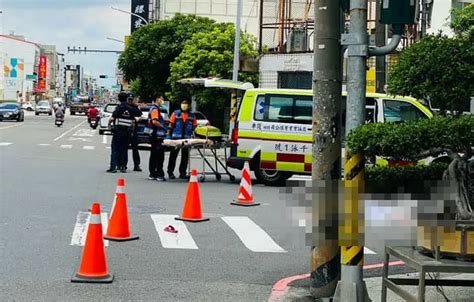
[226,89,433,186]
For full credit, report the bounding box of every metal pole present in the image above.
[310,0,342,298]
[333,0,370,300]
[111,6,149,25]
[375,0,386,93]
[232,0,243,82]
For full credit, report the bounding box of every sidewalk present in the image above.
[273,273,474,301]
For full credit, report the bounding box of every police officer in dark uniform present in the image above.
[127,94,143,171]
[107,92,135,173]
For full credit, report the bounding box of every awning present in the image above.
[177,77,254,90]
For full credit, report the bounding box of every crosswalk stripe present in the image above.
[60,144,72,149]
[221,216,286,253]
[83,146,95,150]
[70,211,109,247]
[150,214,198,250]
[38,143,51,146]
[0,142,13,146]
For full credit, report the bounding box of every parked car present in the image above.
[21,102,34,111]
[35,100,52,115]
[194,111,211,126]
[0,103,24,122]
[98,103,118,135]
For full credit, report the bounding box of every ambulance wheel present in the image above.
[199,176,206,182]
[229,175,236,182]
[254,167,292,187]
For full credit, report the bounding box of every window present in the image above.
[0,103,18,110]
[105,104,117,113]
[255,94,313,124]
[278,72,312,89]
[383,100,427,122]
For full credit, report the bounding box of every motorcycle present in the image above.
[89,117,99,129]
[55,118,64,127]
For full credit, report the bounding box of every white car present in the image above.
[35,100,52,115]
[22,102,34,111]
[98,103,118,135]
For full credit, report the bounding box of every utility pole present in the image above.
[310,0,342,298]
[232,0,243,81]
[333,0,371,300]
[375,1,386,93]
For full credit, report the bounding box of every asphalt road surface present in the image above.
[0,111,410,301]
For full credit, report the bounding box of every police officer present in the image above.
[127,95,143,171]
[148,95,167,181]
[107,92,134,173]
[167,100,197,179]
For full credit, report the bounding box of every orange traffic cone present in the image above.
[71,203,113,283]
[175,169,209,222]
[231,161,260,206]
[104,192,139,241]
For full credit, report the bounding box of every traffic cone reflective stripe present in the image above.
[110,178,125,216]
[104,192,139,241]
[232,161,260,206]
[71,203,113,283]
[175,169,209,222]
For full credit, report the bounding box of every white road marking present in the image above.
[68,137,91,142]
[364,247,376,255]
[221,216,286,253]
[73,128,94,137]
[106,146,111,149]
[60,144,73,149]
[102,135,107,144]
[150,214,198,250]
[53,120,87,141]
[83,146,95,150]
[70,211,109,247]
[0,142,13,146]
[0,124,22,131]
[38,143,51,146]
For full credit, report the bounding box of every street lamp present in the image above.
[111,6,149,25]
[106,37,125,44]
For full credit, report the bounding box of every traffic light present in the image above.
[99,75,109,79]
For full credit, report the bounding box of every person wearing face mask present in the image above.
[148,94,167,181]
[167,100,197,179]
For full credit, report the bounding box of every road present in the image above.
[0,112,409,301]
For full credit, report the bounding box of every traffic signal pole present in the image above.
[310,0,342,298]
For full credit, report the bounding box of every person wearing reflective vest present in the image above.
[167,100,197,179]
[148,95,167,181]
[107,92,135,173]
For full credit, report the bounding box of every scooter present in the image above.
[55,118,64,127]
[89,117,99,129]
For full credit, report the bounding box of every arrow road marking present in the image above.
[221,216,287,253]
[73,128,95,137]
[71,211,109,247]
[68,137,90,142]
[151,214,198,250]
[53,120,87,141]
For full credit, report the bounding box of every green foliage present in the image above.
[167,23,259,129]
[118,14,216,99]
[451,4,474,40]
[365,163,448,193]
[346,116,474,160]
[387,34,473,114]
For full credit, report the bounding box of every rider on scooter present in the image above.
[55,103,65,121]
[87,104,99,123]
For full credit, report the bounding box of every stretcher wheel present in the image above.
[229,175,236,182]
[199,176,206,182]
[216,174,222,181]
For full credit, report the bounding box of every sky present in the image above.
[0,0,132,88]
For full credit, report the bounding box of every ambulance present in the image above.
[226,89,433,186]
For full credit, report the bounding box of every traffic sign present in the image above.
[26,74,37,81]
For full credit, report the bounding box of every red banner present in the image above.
[38,56,47,92]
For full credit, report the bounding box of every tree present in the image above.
[451,4,474,40]
[167,23,259,128]
[118,14,216,100]
[388,34,473,115]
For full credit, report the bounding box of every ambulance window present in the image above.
[383,99,426,122]
[268,96,293,122]
[294,97,313,124]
